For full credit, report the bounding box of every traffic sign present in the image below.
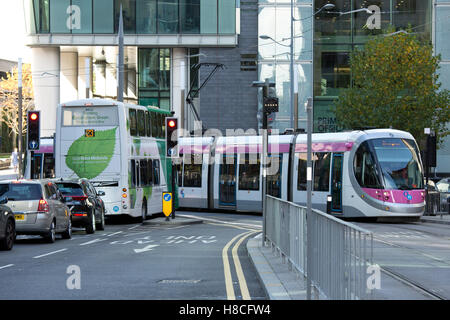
[162,192,173,217]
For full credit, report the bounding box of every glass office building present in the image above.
[24,0,237,137]
[258,0,449,175]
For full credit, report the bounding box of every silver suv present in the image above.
[0,180,72,243]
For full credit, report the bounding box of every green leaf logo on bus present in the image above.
[66,127,117,179]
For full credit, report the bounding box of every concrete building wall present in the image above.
[31,47,60,137]
[198,0,258,133]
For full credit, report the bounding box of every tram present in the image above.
[176,129,425,218]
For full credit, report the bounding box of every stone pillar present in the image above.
[31,47,60,137]
[78,56,92,99]
[60,51,78,102]
[172,48,187,123]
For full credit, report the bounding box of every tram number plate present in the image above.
[85,129,95,137]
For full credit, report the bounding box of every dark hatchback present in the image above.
[0,197,15,250]
[54,179,105,234]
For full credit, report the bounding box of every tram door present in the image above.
[30,153,42,179]
[219,155,237,207]
[331,153,343,213]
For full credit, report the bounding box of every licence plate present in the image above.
[15,214,25,221]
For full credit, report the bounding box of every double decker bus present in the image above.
[55,98,176,219]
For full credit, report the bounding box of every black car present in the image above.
[0,196,15,250]
[54,179,105,234]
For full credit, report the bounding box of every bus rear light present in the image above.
[38,199,49,212]
[122,188,127,192]
[122,193,127,198]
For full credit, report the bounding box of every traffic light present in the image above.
[165,117,178,158]
[27,111,40,150]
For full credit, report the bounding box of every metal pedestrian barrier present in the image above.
[264,195,373,300]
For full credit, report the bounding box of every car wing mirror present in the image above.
[0,196,8,204]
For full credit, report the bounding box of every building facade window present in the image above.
[94,0,114,33]
[138,48,171,110]
[313,0,432,133]
[30,0,235,35]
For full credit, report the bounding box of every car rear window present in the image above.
[55,183,85,196]
[0,183,42,201]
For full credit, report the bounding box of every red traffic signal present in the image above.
[168,120,176,128]
[165,117,178,158]
[27,110,40,150]
[30,112,38,121]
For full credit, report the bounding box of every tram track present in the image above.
[379,265,446,300]
[366,225,450,300]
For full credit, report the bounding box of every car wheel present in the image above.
[62,219,72,239]
[45,220,56,243]
[96,209,105,231]
[0,218,15,250]
[86,211,96,234]
[141,200,147,223]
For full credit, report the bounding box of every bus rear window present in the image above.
[55,183,85,196]
[62,106,119,126]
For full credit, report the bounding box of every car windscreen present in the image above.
[0,184,42,201]
[55,183,85,196]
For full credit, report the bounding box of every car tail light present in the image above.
[38,199,49,212]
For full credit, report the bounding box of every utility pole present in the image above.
[18,58,23,179]
[117,4,124,102]
[252,78,277,247]
[306,97,313,300]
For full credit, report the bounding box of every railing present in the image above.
[264,195,373,300]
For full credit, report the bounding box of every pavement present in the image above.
[0,167,19,181]
[247,213,450,300]
[420,213,450,225]
[142,215,204,226]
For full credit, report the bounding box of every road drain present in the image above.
[159,279,202,284]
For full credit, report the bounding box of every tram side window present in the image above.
[137,110,146,136]
[354,142,382,189]
[145,111,151,137]
[175,163,183,187]
[153,159,160,185]
[239,154,260,191]
[267,154,282,197]
[140,160,148,186]
[297,153,307,191]
[130,160,136,187]
[313,153,331,192]
[183,154,202,188]
[129,109,137,136]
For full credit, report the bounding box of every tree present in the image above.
[335,29,450,145]
[0,63,34,137]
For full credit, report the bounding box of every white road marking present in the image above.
[178,214,262,229]
[33,248,68,259]
[0,264,14,270]
[134,244,159,253]
[79,238,107,246]
[128,225,140,230]
[107,231,123,237]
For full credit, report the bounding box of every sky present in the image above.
[0,0,31,63]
